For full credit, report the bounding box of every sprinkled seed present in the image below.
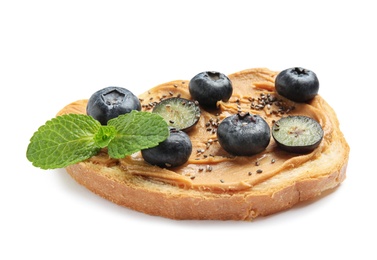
[220,179,224,183]
[206,165,213,172]
[271,159,276,164]
[256,169,263,174]
[190,176,196,180]
[255,161,260,166]
[198,167,204,172]
[248,172,252,176]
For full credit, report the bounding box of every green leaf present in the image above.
[94,125,116,148]
[107,110,169,158]
[26,114,101,169]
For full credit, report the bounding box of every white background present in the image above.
[1,0,375,259]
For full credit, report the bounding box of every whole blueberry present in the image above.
[275,67,319,102]
[189,71,233,108]
[86,86,141,125]
[217,112,270,156]
[141,129,192,168]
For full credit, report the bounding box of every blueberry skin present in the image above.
[141,129,192,168]
[86,86,141,125]
[217,113,270,156]
[189,71,233,108]
[275,67,319,102]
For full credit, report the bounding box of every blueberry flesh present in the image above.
[189,71,233,108]
[275,67,319,102]
[87,86,141,125]
[217,112,271,156]
[141,129,192,168]
[152,97,201,132]
[272,115,323,154]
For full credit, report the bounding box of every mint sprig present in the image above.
[27,111,169,169]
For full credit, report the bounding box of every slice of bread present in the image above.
[57,68,350,220]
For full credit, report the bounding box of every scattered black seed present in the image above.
[256,169,263,174]
[220,179,224,183]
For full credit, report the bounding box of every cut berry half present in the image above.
[152,97,201,131]
[272,115,323,153]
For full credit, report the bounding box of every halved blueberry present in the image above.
[152,97,201,132]
[217,112,270,156]
[275,67,319,102]
[272,115,323,153]
[141,128,192,168]
[189,71,233,108]
[86,86,141,125]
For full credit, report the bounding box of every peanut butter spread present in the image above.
[59,68,332,193]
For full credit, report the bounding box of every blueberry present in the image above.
[189,71,233,108]
[272,115,323,154]
[152,97,201,132]
[86,86,141,125]
[217,112,270,156]
[275,67,319,102]
[141,129,192,168]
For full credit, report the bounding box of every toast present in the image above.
[57,68,350,220]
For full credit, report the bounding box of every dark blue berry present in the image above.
[275,67,319,102]
[189,71,233,108]
[217,112,270,156]
[86,86,141,125]
[141,129,192,168]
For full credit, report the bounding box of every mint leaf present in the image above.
[107,110,169,158]
[26,114,101,169]
[27,110,169,170]
[94,125,116,148]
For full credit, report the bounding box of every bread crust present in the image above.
[61,68,350,220]
[66,160,347,220]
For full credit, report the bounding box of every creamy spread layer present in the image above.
[59,68,332,193]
